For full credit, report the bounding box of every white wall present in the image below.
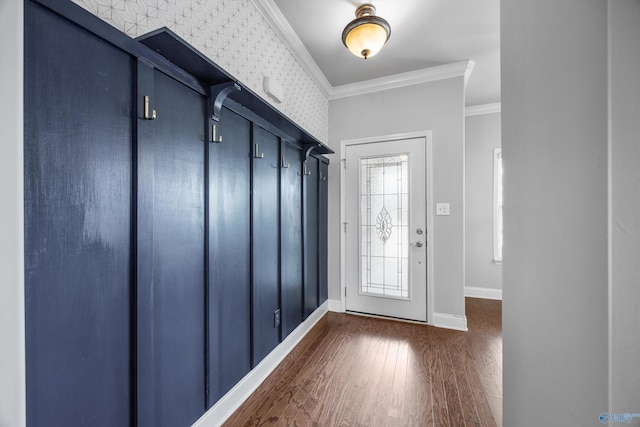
[328,77,466,320]
[609,0,640,414]
[465,112,502,294]
[502,1,609,425]
[0,0,25,426]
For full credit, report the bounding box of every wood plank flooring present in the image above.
[224,298,502,427]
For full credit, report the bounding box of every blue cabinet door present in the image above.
[24,2,133,426]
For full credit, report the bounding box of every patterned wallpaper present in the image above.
[71,0,329,142]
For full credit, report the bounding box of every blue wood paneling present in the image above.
[304,157,320,318]
[24,1,330,423]
[24,2,133,425]
[208,107,252,405]
[251,125,282,365]
[136,69,207,427]
[281,143,304,338]
[319,159,329,304]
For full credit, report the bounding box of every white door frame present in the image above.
[340,131,434,324]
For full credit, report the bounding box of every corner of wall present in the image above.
[327,299,343,313]
[0,1,26,426]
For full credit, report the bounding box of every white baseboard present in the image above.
[192,301,329,427]
[327,298,342,312]
[331,299,468,332]
[433,312,468,331]
[465,286,503,300]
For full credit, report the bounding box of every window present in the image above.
[359,154,410,298]
[493,148,503,263]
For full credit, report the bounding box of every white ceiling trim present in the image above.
[253,0,477,102]
[250,0,332,96]
[329,60,475,100]
[465,102,501,116]
[463,60,476,87]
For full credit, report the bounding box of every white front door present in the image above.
[344,137,427,322]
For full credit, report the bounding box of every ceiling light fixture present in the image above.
[341,3,391,60]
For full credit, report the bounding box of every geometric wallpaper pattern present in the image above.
[72,0,329,142]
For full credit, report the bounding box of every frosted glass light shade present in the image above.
[341,4,391,59]
[344,22,388,59]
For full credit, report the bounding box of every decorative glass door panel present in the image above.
[360,155,410,299]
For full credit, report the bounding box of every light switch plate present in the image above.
[436,203,450,216]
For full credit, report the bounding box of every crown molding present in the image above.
[465,102,502,116]
[250,0,332,97]
[329,60,474,100]
[463,60,475,87]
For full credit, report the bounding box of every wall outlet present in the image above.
[274,309,281,328]
[436,203,451,216]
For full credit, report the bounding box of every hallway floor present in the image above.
[225,298,502,426]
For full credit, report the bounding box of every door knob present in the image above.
[416,228,423,235]
[412,241,424,248]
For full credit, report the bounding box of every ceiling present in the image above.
[268,0,500,107]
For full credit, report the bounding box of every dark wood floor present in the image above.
[225,298,502,427]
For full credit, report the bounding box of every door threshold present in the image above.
[345,310,430,326]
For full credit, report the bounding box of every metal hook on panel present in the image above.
[144,95,156,120]
[304,144,319,161]
[281,155,289,168]
[254,143,264,159]
[211,124,222,143]
[210,82,241,122]
[303,161,311,176]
